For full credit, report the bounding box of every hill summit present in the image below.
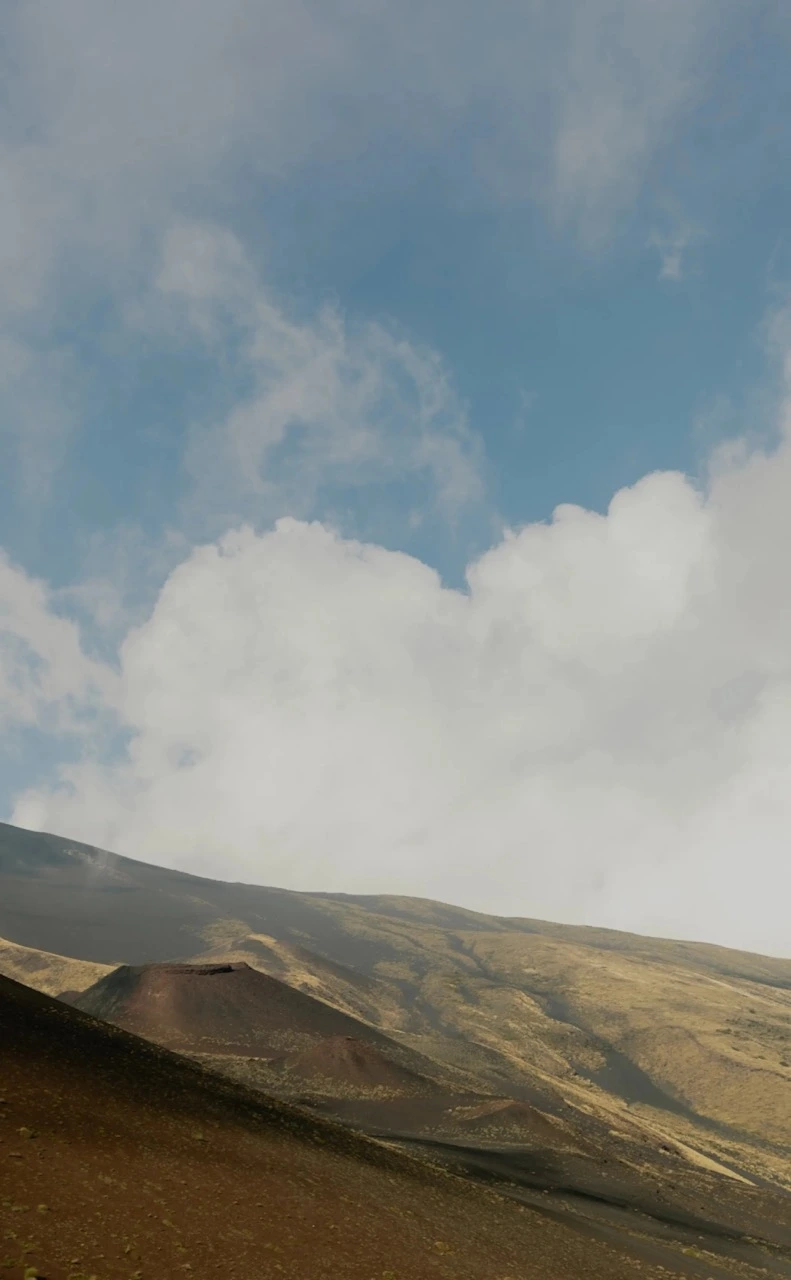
[277,1033,433,1093]
[69,960,400,1059]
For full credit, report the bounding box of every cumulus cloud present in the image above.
[13,412,791,955]
[0,551,115,734]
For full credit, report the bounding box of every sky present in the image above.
[1,0,791,956]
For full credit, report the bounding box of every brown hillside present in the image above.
[188,929,410,1030]
[450,1097,581,1145]
[3,820,790,1187]
[68,961,412,1061]
[0,971,708,1280]
[278,1034,434,1093]
[0,933,112,996]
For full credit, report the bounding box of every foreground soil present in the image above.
[0,974,708,1280]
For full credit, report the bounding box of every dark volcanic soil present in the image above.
[0,973,702,1280]
[68,960,409,1060]
[449,1097,581,1144]
[276,1034,433,1092]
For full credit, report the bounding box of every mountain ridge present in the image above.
[3,820,788,973]
[2,818,790,1193]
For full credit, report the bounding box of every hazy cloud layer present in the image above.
[154,222,485,532]
[4,1,731,505]
[4,0,729,271]
[1,0,740,499]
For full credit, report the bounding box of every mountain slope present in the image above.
[5,971,702,1280]
[4,971,791,1279]
[2,819,790,1188]
[69,960,434,1075]
[0,932,112,995]
[276,1034,435,1092]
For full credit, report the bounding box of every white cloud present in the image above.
[648,224,704,282]
[2,1,723,500]
[12,410,791,955]
[0,0,736,335]
[0,551,115,734]
[148,221,484,529]
[545,2,716,240]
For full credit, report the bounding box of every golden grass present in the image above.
[185,897,790,1185]
[0,935,114,996]
[7,883,790,1190]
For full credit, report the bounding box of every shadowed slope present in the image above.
[2,820,790,1185]
[0,972,710,1280]
[5,820,788,983]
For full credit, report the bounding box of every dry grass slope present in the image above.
[2,820,790,1192]
[0,934,113,996]
[2,971,724,1280]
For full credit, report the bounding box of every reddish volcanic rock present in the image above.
[279,1034,433,1093]
[449,1097,583,1146]
[69,960,401,1058]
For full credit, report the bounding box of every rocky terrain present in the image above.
[1,819,790,1278]
[3,972,791,1280]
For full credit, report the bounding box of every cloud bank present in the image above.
[10,407,791,955]
[2,1,791,958]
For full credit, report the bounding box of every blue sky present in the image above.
[2,1,791,952]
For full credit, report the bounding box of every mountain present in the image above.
[275,1034,435,1093]
[2,818,790,1193]
[3,970,791,1278]
[68,959,433,1074]
[5,971,700,1280]
[0,932,112,996]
